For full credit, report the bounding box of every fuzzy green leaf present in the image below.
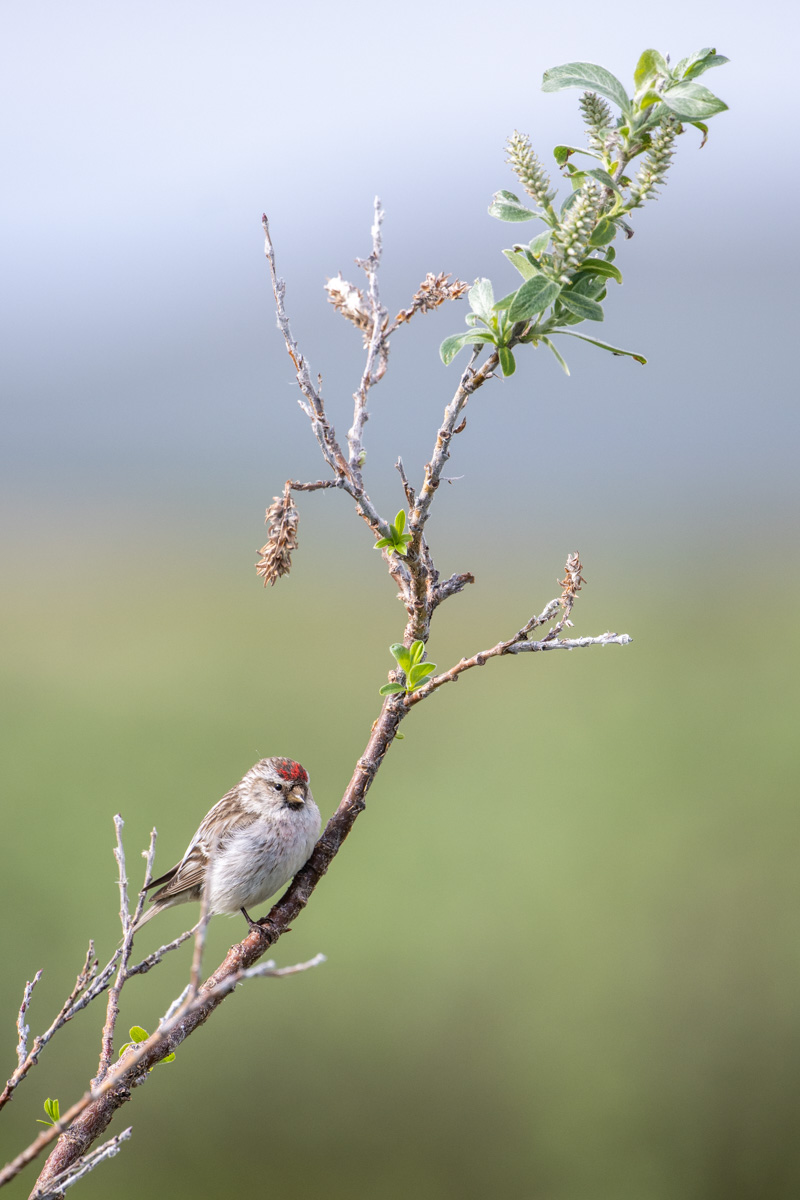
[553,144,603,166]
[439,331,495,366]
[394,510,406,535]
[407,662,437,688]
[410,640,425,665]
[129,1026,149,1043]
[541,337,570,375]
[634,49,668,91]
[661,81,728,120]
[502,249,540,281]
[159,1052,176,1065]
[574,258,623,285]
[559,293,604,322]
[493,289,522,312]
[488,193,540,223]
[588,218,617,246]
[542,61,631,115]
[529,230,552,257]
[677,49,729,81]
[498,346,516,376]
[584,167,624,197]
[390,644,412,672]
[379,683,405,696]
[373,537,392,549]
[507,277,561,322]
[468,278,495,323]
[551,330,647,364]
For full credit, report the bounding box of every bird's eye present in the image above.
[272,782,282,791]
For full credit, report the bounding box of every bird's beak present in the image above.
[288,783,306,805]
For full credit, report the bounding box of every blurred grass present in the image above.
[1,526,798,1200]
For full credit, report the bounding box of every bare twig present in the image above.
[9,952,326,1193]
[407,568,633,700]
[1,948,97,1114]
[29,1128,132,1199]
[347,197,388,486]
[14,975,42,1069]
[94,818,145,1087]
[127,927,197,978]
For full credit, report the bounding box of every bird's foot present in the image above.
[241,908,278,944]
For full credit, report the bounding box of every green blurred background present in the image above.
[3,1,799,1197]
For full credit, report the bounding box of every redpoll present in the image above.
[133,757,320,934]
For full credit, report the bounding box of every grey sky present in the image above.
[2,0,795,560]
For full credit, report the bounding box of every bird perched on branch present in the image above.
[133,757,320,934]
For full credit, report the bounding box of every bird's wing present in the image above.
[148,787,258,904]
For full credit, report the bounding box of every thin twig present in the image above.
[405,590,631,707]
[14,975,41,1069]
[0,947,97,1114]
[3,954,327,1191]
[127,927,197,978]
[347,197,388,485]
[29,1128,132,1199]
[94,818,136,1086]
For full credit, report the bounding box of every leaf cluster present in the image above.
[36,1098,60,1127]
[379,641,437,696]
[374,510,413,556]
[441,47,728,377]
[118,1025,175,1068]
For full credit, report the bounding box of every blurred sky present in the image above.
[2,0,796,577]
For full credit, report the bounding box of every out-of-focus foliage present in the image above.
[2,530,798,1200]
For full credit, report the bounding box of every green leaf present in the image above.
[529,230,552,257]
[502,249,540,282]
[553,144,602,166]
[541,337,570,375]
[410,640,425,665]
[468,278,495,323]
[691,120,710,148]
[439,331,495,365]
[637,88,665,112]
[677,49,729,81]
[583,167,624,197]
[379,682,405,696]
[373,537,392,549]
[507,277,561,322]
[634,49,668,91]
[559,293,604,322]
[488,193,539,223]
[407,662,437,688]
[661,81,728,120]
[541,61,631,115]
[588,218,617,246]
[394,542,409,557]
[394,510,405,535]
[390,643,412,672]
[574,258,623,285]
[551,330,647,364]
[129,1026,149,1043]
[493,289,521,311]
[159,1052,176,1065]
[498,346,516,376]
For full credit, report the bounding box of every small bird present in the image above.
[133,757,320,934]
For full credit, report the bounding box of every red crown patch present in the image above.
[273,758,308,784]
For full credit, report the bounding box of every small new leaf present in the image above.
[37,1098,61,1126]
[379,683,405,696]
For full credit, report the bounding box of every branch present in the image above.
[29,1129,132,1200]
[347,197,388,486]
[0,947,98,1114]
[405,560,632,707]
[16,694,408,1195]
[93,821,155,1088]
